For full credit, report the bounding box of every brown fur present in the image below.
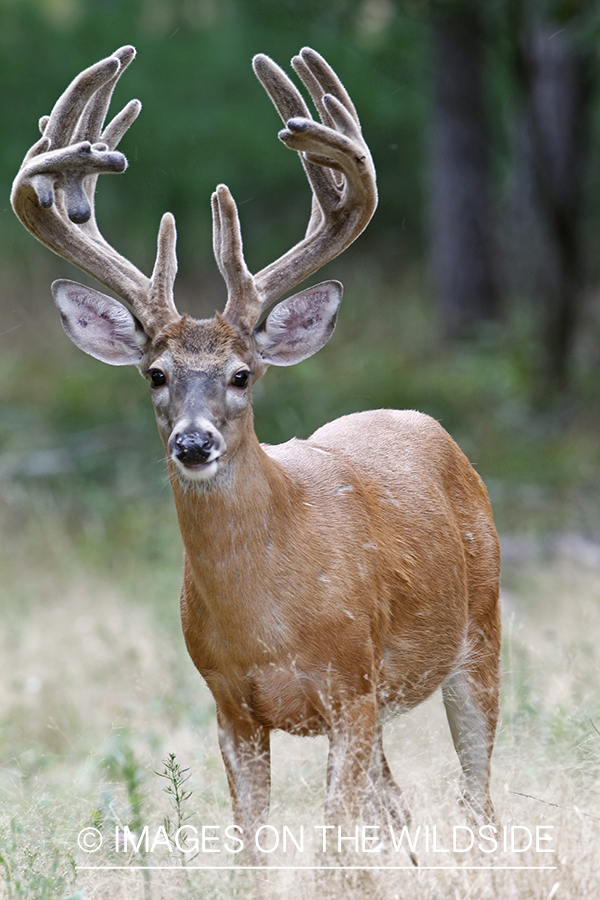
[163,369,501,832]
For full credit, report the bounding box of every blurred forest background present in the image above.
[2,0,600,544]
[2,2,600,896]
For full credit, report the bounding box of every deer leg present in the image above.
[325,693,378,825]
[442,659,499,822]
[217,708,271,845]
[365,723,411,827]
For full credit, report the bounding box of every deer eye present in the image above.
[146,368,167,387]
[231,370,252,389]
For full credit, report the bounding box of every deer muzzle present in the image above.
[167,422,226,481]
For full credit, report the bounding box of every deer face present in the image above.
[51,277,343,486]
[144,315,257,483]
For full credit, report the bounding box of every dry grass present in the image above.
[1,507,599,899]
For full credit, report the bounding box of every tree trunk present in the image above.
[516,23,593,396]
[428,2,499,338]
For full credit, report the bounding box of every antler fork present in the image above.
[10,45,179,337]
[219,47,377,332]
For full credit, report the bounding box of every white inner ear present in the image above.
[51,279,149,366]
[255,280,343,367]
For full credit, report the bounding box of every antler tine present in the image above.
[72,45,137,146]
[214,185,262,334]
[69,48,142,250]
[290,48,360,196]
[253,52,338,249]
[149,212,179,332]
[11,47,180,336]
[248,49,377,317]
[252,53,311,123]
[292,48,360,129]
[101,97,141,153]
[40,53,120,150]
[14,53,127,224]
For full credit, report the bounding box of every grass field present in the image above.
[2,505,599,899]
[1,270,600,898]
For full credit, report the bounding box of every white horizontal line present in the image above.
[76,865,557,871]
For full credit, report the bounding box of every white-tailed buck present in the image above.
[12,46,501,839]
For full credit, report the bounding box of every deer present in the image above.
[11,45,501,845]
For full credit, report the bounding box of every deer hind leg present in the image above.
[442,654,500,822]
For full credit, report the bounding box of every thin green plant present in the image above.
[155,753,194,865]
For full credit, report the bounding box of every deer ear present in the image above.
[254,280,343,367]
[51,279,150,366]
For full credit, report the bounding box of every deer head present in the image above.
[11,45,377,485]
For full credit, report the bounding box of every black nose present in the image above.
[173,431,216,466]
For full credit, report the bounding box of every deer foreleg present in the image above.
[325,692,378,826]
[217,709,271,846]
[365,722,410,827]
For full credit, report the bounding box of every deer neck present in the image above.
[168,428,293,603]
